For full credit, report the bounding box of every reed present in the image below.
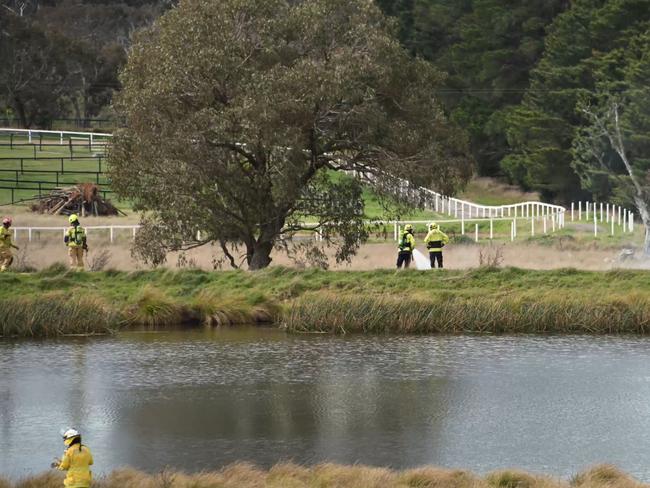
[286,293,650,335]
[192,289,281,326]
[3,267,650,337]
[2,464,644,488]
[0,293,120,337]
[125,285,188,327]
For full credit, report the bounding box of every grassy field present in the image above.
[0,135,109,205]
[0,463,643,488]
[2,266,650,337]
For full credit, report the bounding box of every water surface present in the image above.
[1,329,650,479]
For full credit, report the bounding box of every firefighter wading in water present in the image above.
[64,214,87,271]
[52,428,94,488]
[424,222,449,268]
[396,224,416,269]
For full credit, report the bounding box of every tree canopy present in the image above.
[503,0,650,202]
[109,0,471,269]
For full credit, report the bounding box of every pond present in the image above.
[1,329,650,480]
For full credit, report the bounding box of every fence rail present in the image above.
[0,128,112,146]
[0,184,114,204]
[0,128,638,239]
[12,225,139,243]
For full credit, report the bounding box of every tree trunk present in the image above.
[634,196,650,256]
[13,96,28,129]
[248,240,274,270]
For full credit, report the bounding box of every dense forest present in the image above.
[1,0,649,206]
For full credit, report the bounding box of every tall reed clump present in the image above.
[0,293,121,337]
[286,293,650,335]
[125,286,187,327]
[192,289,282,326]
[3,464,644,488]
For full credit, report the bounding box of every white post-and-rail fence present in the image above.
[12,225,139,244]
[0,128,112,147]
[8,217,552,246]
[570,201,634,234]
[1,128,636,241]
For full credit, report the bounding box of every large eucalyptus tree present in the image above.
[110,0,471,269]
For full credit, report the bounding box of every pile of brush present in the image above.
[30,183,125,216]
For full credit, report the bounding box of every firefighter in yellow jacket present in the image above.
[396,224,416,269]
[1,217,19,272]
[53,428,94,488]
[424,222,449,269]
[64,214,87,271]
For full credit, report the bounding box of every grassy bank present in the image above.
[1,463,644,488]
[2,266,650,337]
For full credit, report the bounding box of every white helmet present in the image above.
[61,428,80,445]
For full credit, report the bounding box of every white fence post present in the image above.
[475,224,479,242]
[531,218,535,237]
[600,202,603,222]
[579,201,582,220]
[489,219,493,239]
[571,202,574,221]
[594,214,598,237]
[618,205,622,226]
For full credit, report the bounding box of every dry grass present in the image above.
[2,464,645,488]
[0,239,641,273]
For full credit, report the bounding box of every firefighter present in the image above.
[424,222,449,268]
[0,217,19,272]
[396,224,416,269]
[64,214,87,271]
[53,428,94,488]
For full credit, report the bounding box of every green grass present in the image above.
[2,266,650,336]
[0,135,109,205]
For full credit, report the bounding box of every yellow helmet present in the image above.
[429,222,439,231]
[404,224,413,232]
[68,214,79,224]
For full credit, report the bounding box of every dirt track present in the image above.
[10,239,641,272]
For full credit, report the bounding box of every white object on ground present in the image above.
[412,249,431,270]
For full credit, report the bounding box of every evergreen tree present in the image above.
[504,0,650,202]
[377,0,567,177]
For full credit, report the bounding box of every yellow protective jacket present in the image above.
[58,444,93,488]
[398,231,415,253]
[0,226,12,250]
[65,226,86,248]
[424,228,449,252]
